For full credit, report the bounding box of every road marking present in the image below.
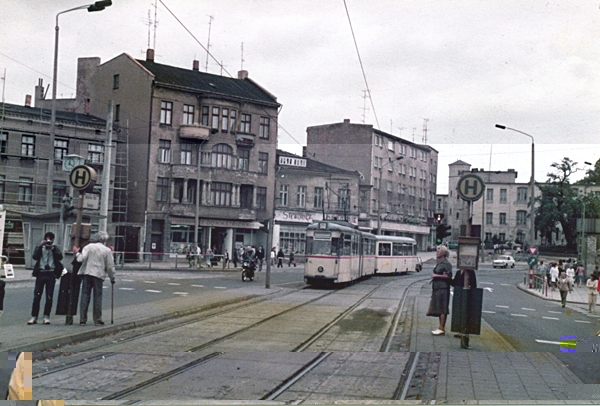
[495,305,509,308]
[118,287,134,291]
[521,308,536,311]
[214,286,227,289]
[575,320,591,324]
[145,289,162,293]
[542,317,560,320]
[168,283,181,286]
[536,339,561,345]
[500,283,512,287]
[482,310,496,314]
[511,313,528,317]
[121,279,134,282]
[484,287,494,293]
[191,284,204,288]
[173,292,189,295]
[480,282,494,285]
[144,281,156,284]
[548,311,562,314]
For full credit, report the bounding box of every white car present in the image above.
[493,255,516,268]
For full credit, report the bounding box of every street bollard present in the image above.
[529,267,533,288]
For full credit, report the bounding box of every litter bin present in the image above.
[451,286,484,335]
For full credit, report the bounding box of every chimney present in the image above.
[24,95,32,107]
[343,119,350,124]
[193,60,200,71]
[84,98,90,115]
[35,78,45,106]
[238,70,248,79]
[146,48,155,62]
[302,146,307,158]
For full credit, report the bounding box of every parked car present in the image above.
[493,255,516,268]
[416,257,423,272]
[448,242,458,250]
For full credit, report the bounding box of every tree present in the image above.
[535,157,580,247]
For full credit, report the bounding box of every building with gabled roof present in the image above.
[35,50,280,259]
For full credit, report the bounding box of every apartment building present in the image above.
[305,119,438,249]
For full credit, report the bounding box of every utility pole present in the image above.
[99,100,113,233]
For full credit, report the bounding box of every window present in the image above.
[517,210,527,226]
[54,139,68,161]
[487,188,493,202]
[485,212,493,224]
[230,110,237,132]
[500,189,507,203]
[240,185,253,209]
[113,74,120,89]
[211,107,220,129]
[156,177,169,202]
[160,101,173,125]
[499,233,506,243]
[314,187,323,208]
[337,188,349,210]
[183,104,194,125]
[387,181,393,192]
[259,116,270,139]
[241,113,251,133]
[388,140,394,151]
[0,132,6,154]
[211,144,233,168]
[88,144,104,163]
[114,104,120,122]
[211,182,232,206]
[180,142,193,165]
[238,148,250,171]
[0,175,5,201]
[52,180,67,205]
[221,108,229,132]
[18,177,33,203]
[517,187,527,202]
[485,233,492,243]
[257,187,267,210]
[159,140,171,163]
[297,186,307,208]
[258,152,268,174]
[21,135,35,157]
[201,106,209,126]
[279,184,289,206]
[499,213,507,225]
[173,179,185,203]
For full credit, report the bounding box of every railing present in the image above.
[112,251,230,270]
[531,274,548,297]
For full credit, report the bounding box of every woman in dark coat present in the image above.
[427,245,453,335]
[277,248,284,268]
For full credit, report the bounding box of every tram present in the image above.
[304,220,419,285]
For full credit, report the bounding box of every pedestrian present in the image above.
[3,352,32,402]
[73,231,116,326]
[289,251,296,267]
[232,248,239,268]
[277,248,285,268]
[576,264,585,288]
[28,232,64,325]
[186,246,194,268]
[566,264,575,285]
[205,248,214,268]
[195,245,202,269]
[270,248,276,266]
[427,245,453,335]
[256,246,265,272]
[538,261,549,287]
[586,272,598,313]
[224,250,230,268]
[550,262,559,291]
[557,271,573,308]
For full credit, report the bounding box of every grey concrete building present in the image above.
[34,50,280,258]
[305,119,438,250]
[0,101,118,264]
[273,149,361,257]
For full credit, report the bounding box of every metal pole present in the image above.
[99,100,113,233]
[530,141,535,249]
[194,143,202,247]
[47,19,60,212]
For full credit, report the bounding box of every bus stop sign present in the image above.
[457,174,485,202]
[69,165,97,191]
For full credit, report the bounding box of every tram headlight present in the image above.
[317,266,324,273]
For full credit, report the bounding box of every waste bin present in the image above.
[451,286,484,335]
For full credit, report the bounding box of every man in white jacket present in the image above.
[72,232,116,326]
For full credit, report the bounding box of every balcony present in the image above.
[180,124,211,141]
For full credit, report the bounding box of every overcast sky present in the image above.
[2,0,599,193]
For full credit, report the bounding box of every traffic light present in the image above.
[435,224,451,244]
[435,213,444,223]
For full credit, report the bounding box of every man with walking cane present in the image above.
[72,231,116,326]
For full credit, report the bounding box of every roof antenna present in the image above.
[241,42,245,70]
[152,1,158,50]
[205,15,213,72]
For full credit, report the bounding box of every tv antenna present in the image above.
[422,118,429,144]
[241,42,245,70]
[360,90,370,124]
[205,15,214,72]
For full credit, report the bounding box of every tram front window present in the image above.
[312,240,331,255]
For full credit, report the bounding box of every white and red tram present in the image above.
[304,221,419,285]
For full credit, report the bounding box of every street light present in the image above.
[377,156,404,235]
[495,124,536,249]
[580,162,593,268]
[47,1,112,213]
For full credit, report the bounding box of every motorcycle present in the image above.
[241,259,256,281]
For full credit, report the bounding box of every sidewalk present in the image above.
[517,279,591,305]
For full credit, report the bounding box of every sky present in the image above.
[1,0,599,194]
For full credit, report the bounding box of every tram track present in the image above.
[33,275,433,403]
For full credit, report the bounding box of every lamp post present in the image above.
[46,1,112,213]
[580,162,593,268]
[495,125,535,249]
[377,156,404,235]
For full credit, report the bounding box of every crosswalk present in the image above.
[100,279,230,296]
